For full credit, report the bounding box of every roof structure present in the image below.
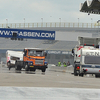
[80,0,100,14]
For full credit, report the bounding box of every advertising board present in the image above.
[0,28,55,40]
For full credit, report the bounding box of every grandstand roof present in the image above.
[80,0,100,14]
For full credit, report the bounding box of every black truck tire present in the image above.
[42,68,46,72]
[74,72,78,76]
[15,65,21,71]
[33,69,36,71]
[7,62,10,67]
[95,74,100,78]
[74,67,78,76]
[25,64,29,71]
[30,68,36,71]
[15,64,19,70]
[7,62,11,70]
[79,73,84,77]
[15,62,21,71]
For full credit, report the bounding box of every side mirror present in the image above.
[72,49,74,54]
[44,52,47,57]
[24,50,27,56]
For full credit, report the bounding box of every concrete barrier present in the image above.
[48,64,74,73]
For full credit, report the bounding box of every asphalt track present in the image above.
[0,64,100,100]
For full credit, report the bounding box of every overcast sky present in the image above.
[0,0,100,24]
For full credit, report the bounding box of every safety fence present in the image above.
[0,22,100,28]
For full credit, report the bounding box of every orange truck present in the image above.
[15,48,48,72]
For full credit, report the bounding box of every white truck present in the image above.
[79,48,100,77]
[72,37,100,77]
[6,50,23,70]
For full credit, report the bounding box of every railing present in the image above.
[0,22,100,28]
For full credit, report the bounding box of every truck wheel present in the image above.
[95,74,98,78]
[74,69,78,76]
[18,66,21,71]
[9,67,11,70]
[30,68,36,72]
[33,69,36,72]
[95,74,100,78]
[15,64,19,70]
[74,73,78,76]
[42,68,46,72]
[7,62,10,68]
[25,64,29,71]
[79,73,84,77]
[15,64,21,71]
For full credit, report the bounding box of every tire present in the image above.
[95,74,100,78]
[33,69,36,72]
[42,68,46,72]
[79,73,84,77]
[30,68,36,72]
[74,67,78,76]
[9,67,11,70]
[15,64,19,70]
[74,73,78,76]
[15,63,21,71]
[95,74,98,78]
[25,64,29,71]
[7,62,10,67]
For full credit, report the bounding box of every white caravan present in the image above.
[6,50,23,70]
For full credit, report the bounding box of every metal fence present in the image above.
[0,22,100,28]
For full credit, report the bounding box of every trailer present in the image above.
[6,50,23,70]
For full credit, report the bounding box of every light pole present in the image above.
[50,16,52,22]
[6,19,8,28]
[41,18,43,27]
[50,16,52,27]
[78,18,79,27]
[78,18,79,23]
[24,18,25,27]
[41,18,43,23]
[59,18,61,23]
[91,18,92,28]
[91,18,92,23]
[59,18,61,27]
[97,20,100,33]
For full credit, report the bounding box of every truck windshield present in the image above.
[85,56,100,64]
[28,50,43,56]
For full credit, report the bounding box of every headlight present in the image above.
[45,63,47,65]
[28,62,33,65]
[44,61,48,65]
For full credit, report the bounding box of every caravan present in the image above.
[6,50,23,70]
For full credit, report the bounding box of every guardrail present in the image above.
[0,22,100,28]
